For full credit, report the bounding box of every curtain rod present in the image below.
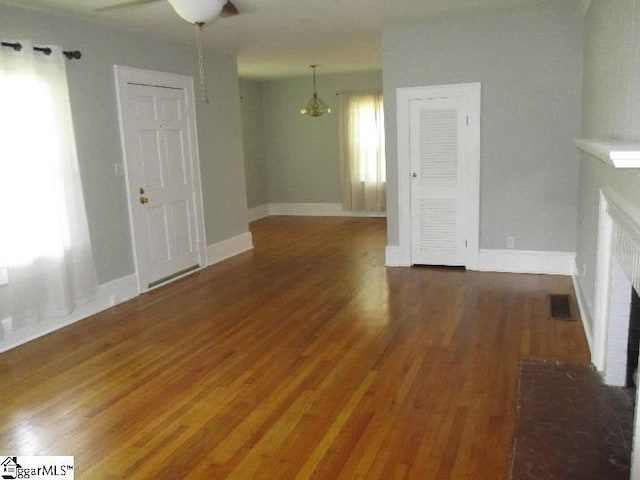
[1,41,82,60]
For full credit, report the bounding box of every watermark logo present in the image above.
[1,458,21,480]
[0,457,74,479]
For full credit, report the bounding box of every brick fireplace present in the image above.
[592,191,640,386]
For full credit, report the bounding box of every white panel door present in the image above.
[409,96,468,266]
[118,80,204,290]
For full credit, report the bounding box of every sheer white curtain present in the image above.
[0,42,97,333]
[339,92,386,212]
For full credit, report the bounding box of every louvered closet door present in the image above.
[409,96,468,266]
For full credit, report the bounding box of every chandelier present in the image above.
[300,65,331,117]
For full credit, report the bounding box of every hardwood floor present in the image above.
[0,216,590,479]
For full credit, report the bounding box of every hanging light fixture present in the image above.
[167,0,225,103]
[300,65,331,117]
[167,0,225,23]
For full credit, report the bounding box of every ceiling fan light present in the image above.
[167,0,225,24]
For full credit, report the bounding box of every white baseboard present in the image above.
[207,232,254,265]
[385,246,404,267]
[572,270,594,358]
[247,203,386,219]
[384,247,576,274]
[248,204,270,222]
[0,273,138,354]
[269,203,342,216]
[1,230,256,353]
[267,203,386,218]
[95,273,139,308]
[477,249,576,275]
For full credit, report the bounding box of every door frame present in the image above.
[396,83,481,268]
[113,65,208,293]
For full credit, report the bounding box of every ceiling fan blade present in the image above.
[220,1,239,18]
[96,0,162,13]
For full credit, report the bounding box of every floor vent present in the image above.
[549,294,573,320]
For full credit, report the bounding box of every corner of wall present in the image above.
[248,204,270,222]
[385,245,405,267]
[572,266,595,356]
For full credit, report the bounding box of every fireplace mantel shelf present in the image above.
[575,139,640,168]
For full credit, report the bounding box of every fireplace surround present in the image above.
[582,188,640,478]
[591,191,640,385]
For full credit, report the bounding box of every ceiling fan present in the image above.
[97,0,240,103]
[97,0,240,19]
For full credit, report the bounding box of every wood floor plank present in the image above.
[0,217,590,479]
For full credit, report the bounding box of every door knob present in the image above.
[139,196,149,204]
[411,172,418,178]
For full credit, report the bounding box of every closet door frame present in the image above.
[396,83,481,268]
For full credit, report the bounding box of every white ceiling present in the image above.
[5,0,568,79]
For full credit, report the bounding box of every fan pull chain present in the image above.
[195,22,209,103]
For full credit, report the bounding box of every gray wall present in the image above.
[382,1,584,250]
[0,4,249,285]
[240,79,269,209]
[575,0,640,326]
[261,71,383,204]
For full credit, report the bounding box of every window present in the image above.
[339,92,385,213]
[0,42,97,332]
[1,72,69,264]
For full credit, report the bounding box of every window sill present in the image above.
[575,138,640,168]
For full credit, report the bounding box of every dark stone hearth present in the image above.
[510,359,634,480]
